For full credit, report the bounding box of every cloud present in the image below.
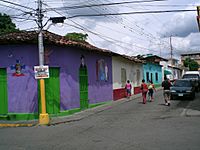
[160,11,199,38]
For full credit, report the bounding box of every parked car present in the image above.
[170,79,195,100]
[182,71,200,92]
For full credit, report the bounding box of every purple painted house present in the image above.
[0,31,114,120]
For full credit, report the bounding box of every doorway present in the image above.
[0,68,8,115]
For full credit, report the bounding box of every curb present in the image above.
[0,123,36,127]
[186,109,200,117]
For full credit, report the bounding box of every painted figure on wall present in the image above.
[11,59,25,77]
[80,55,86,68]
[105,63,108,81]
[96,59,108,81]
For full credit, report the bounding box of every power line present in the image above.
[0,3,32,15]
[65,20,159,53]
[42,0,173,54]
[46,0,166,11]
[67,9,196,19]
[1,0,36,11]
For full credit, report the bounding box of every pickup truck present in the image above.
[182,71,200,92]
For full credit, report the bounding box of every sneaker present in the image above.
[165,103,168,106]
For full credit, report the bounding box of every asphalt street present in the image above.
[0,90,200,150]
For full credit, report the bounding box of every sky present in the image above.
[0,0,200,61]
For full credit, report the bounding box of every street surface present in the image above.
[0,90,200,150]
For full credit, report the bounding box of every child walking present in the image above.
[148,80,156,102]
[141,79,148,104]
[125,80,132,98]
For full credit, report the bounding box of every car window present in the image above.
[174,80,191,87]
[182,74,199,79]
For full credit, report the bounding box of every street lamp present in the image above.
[37,0,66,125]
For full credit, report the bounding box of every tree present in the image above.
[183,57,199,71]
[64,32,88,42]
[0,13,19,35]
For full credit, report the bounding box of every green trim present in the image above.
[0,113,38,121]
[89,101,110,108]
[0,101,111,121]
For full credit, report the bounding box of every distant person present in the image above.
[162,76,172,106]
[125,80,132,98]
[148,80,156,102]
[141,79,148,104]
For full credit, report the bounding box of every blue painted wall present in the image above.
[143,63,162,85]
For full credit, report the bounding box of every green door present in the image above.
[45,68,60,114]
[38,68,60,114]
[79,67,88,109]
[0,68,8,114]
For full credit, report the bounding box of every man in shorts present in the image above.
[162,76,172,106]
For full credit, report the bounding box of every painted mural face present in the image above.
[11,60,25,77]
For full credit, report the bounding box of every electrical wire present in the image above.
[66,9,196,19]
[65,20,159,53]
[1,0,36,11]
[46,0,166,11]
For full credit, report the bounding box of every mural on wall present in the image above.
[96,59,108,81]
[10,59,25,77]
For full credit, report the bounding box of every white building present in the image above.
[112,55,143,100]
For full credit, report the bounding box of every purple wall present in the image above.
[47,46,113,110]
[0,45,38,113]
[0,44,113,113]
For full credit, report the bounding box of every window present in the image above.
[136,69,140,85]
[155,72,158,81]
[151,73,153,82]
[121,68,127,87]
[146,72,149,82]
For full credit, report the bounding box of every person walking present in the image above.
[125,80,132,98]
[148,80,156,102]
[162,76,172,106]
[141,79,148,104]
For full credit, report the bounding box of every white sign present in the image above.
[34,66,49,79]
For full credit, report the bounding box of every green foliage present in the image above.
[0,13,19,35]
[183,57,199,71]
[64,32,88,41]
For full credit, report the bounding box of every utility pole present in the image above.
[37,0,49,125]
[197,6,200,31]
[169,35,173,66]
